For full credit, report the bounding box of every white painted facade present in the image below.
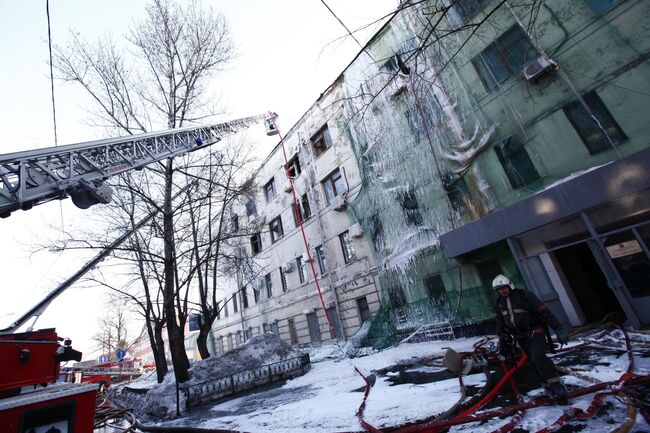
[211,80,381,352]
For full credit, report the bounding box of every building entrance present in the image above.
[554,242,624,323]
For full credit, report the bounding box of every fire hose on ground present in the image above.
[353,325,649,433]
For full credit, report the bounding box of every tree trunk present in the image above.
[162,159,190,383]
[152,321,168,383]
[196,326,212,360]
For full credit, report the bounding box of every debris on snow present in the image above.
[109,333,302,420]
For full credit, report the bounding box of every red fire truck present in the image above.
[0,114,278,432]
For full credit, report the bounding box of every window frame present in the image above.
[287,318,298,345]
[264,177,277,202]
[253,286,260,304]
[315,245,327,275]
[472,25,539,91]
[245,199,257,217]
[296,256,306,284]
[279,266,288,292]
[286,155,302,178]
[563,91,626,155]
[356,297,371,323]
[311,124,333,157]
[242,287,249,309]
[269,215,284,243]
[250,232,262,255]
[453,0,490,26]
[339,231,357,264]
[322,168,345,204]
[232,293,238,313]
[493,136,540,189]
[265,273,273,298]
[291,193,313,227]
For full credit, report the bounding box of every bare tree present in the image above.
[54,0,236,383]
[92,294,132,360]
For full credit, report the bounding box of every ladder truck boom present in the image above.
[0,113,276,218]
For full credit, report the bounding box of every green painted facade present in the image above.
[333,0,649,345]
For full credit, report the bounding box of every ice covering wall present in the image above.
[337,5,502,346]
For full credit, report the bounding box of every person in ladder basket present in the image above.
[493,274,570,405]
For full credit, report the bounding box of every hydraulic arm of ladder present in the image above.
[0,114,273,218]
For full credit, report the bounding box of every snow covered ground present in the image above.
[127,328,650,433]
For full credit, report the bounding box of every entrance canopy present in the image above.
[440,147,650,258]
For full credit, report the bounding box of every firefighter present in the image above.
[493,274,569,405]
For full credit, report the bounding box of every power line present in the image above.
[46,0,65,227]
[46,0,58,148]
[318,0,376,62]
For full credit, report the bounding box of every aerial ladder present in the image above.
[0,113,278,218]
[0,113,279,432]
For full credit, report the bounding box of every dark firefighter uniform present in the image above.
[493,274,569,404]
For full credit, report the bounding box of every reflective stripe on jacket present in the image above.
[495,289,562,338]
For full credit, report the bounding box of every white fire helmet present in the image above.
[492,274,513,291]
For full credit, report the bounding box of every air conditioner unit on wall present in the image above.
[330,194,347,211]
[522,55,558,83]
[282,262,294,273]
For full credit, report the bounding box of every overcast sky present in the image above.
[0,0,396,358]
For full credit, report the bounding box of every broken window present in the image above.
[291,193,312,226]
[339,230,357,264]
[301,193,312,219]
[472,26,539,91]
[296,256,306,284]
[493,136,540,189]
[356,297,371,323]
[279,266,288,292]
[445,176,469,221]
[322,168,345,204]
[286,155,301,178]
[245,199,257,217]
[264,178,276,202]
[265,273,273,298]
[315,245,327,274]
[399,189,423,226]
[584,0,622,15]
[563,91,626,155]
[311,124,333,157]
[269,215,284,243]
[250,232,262,255]
[425,274,448,306]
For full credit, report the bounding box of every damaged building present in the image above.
[211,0,650,352]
